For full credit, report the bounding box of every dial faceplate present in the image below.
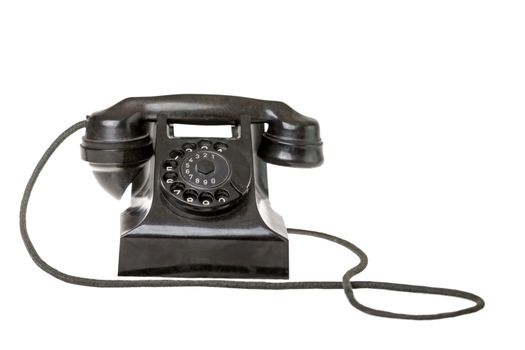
[180,150,230,189]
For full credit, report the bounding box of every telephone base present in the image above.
[118,235,289,279]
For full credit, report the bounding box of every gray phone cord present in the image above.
[19,120,484,320]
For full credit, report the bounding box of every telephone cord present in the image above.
[19,120,484,320]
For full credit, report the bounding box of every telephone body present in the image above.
[80,95,323,279]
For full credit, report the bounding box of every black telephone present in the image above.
[80,95,322,278]
[20,94,484,320]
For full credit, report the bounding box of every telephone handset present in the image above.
[20,94,484,319]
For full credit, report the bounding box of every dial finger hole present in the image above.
[163,172,178,184]
[214,189,230,203]
[199,192,214,206]
[163,160,178,171]
[170,182,185,195]
[169,150,184,159]
[182,143,197,152]
[213,142,228,152]
[183,189,198,203]
[198,140,213,150]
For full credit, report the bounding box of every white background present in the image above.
[1,1,524,348]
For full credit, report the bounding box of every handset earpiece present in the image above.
[257,101,323,167]
[80,103,154,198]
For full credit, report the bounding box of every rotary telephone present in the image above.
[20,94,484,320]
